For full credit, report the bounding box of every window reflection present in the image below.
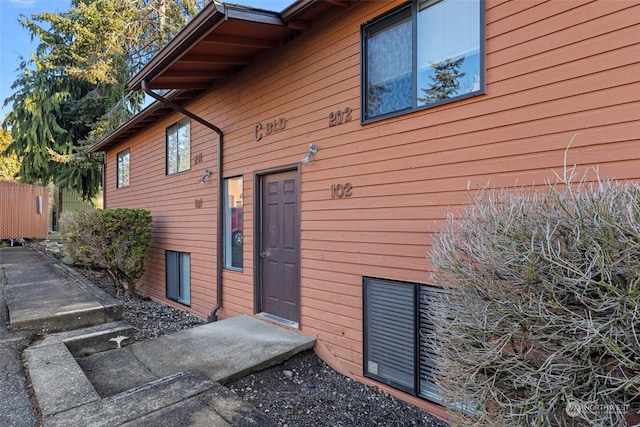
[117,149,130,188]
[224,176,243,270]
[363,0,482,121]
[166,118,190,175]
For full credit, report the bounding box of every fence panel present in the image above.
[0,181,49,240]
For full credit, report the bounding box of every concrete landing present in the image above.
[0,248,123,332]
[76,315,316,395]
[130,314,316,383]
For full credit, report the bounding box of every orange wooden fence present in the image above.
[0,181,49,240]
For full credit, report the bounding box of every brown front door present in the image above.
[258,169,300,325]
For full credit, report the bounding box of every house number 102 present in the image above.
[331,183,352,199]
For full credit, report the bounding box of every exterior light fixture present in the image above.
[301,144,318,165]
[198,169,212,183]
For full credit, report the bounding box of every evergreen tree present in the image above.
[2,0,203,199]
[418,56,466,105]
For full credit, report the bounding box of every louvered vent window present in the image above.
[418,285,441,401]
[363,277,442,403]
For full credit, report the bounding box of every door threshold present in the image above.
[256,312,299,329]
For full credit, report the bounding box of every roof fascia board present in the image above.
[223,4,285,25]
[129,1,285,91]
[94,1,329,153]
[129,2,226,91]
[281,0,317,21]
[87,92,178,153]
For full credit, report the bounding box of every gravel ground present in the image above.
[72,264,448,427]
[71,265,206,342]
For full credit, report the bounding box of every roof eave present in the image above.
[128,1,286,91]
[87,97,169,153]
[93,1,344,153]
[281,0,317,20]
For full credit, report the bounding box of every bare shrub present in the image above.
[430,174,640,426]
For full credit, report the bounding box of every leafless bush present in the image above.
[430,173,640,426]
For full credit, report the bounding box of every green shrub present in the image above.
[430,176,640,426]
[61,208,153,297]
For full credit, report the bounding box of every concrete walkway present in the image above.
[2,247,123,332]
[0,247,316,426]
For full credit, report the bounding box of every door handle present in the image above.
[259,251,266,258]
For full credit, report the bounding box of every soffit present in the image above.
[90,0,350,153]
[89,91,191,153]
[129,0,341,91]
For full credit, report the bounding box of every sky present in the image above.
[0,0,294,119]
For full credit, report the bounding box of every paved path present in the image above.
[0,248,38,426]
[2,247,122,333]
[0,246,316,426]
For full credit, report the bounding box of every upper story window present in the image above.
[117,148,130,188]
[166,118,190,175]
[362,0,483,123]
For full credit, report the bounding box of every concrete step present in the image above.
[31,320,134,357]
[25,321,135,416]
[41,370,275,427]
[25,340,100,417]
[76,347,159,397]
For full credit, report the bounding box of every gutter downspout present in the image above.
[141,80,224,322]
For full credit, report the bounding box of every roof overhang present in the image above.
[89,91,189,153]
[129,0,343,92]
[89,0,351,153]
[130,1,283,91]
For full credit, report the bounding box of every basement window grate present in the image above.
[363,277,443,403]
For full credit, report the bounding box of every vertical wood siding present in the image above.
[0,181,48,239]
[102,0,640,413]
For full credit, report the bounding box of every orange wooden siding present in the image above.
[0,181,49,240]
[102,0,640,414]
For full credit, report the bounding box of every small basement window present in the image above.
[166,250,190,306]
[363,277,442,403]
